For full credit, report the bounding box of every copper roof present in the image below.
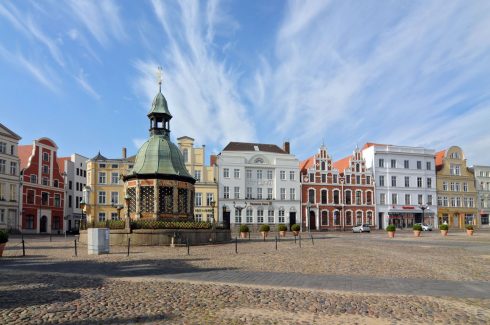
[223,142,287,154]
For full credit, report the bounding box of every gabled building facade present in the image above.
[436,146,478,228]
[0,123,21,231]
[217,142,300,231]
[362,143,437,229]
[18,138,65,234]
[300,146,375,231]
[472,165,490,227]
[58,153,88,231]
[177,136,218,222]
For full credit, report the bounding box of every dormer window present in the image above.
[254,158,264,164]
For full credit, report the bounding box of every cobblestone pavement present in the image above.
[1,230,489,324]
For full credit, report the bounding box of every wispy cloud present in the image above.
[74,69,100,100]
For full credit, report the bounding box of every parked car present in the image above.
[352,224,371,233]
[414,223,432,231]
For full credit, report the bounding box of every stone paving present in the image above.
[1,230,489,324]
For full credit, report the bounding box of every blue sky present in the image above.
[1,0,490,164]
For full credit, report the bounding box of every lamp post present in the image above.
[210,200,216,224]
[306,201,312,233]
[419,204,428,225]
[79,199,86,230]
[124,193,131,230]
[233,201,247,225]
[340,178,345,231]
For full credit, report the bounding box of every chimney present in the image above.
[122,147,127,159]
[283,141,290,154]
[210,154,217,166]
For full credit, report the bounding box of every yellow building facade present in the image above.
[84,150,135,223]
[435,146,478,228]
[177,136,218,222]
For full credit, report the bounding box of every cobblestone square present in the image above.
[1,230,489,324]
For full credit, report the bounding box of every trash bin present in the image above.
[87,228,110,255]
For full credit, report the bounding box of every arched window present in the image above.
[346,211,352,225]
[321,210,329,225]
[321,189,327,204]
[321,161,326,171]
[345,190,352,205]
[356,211,363,225]
[334,210,341,225]
[366,211,373,225]
[333,190,340,204]
[355,191,362,205]
[366,191,372,205]
[308,189,315,203]
[183,149,188,163]
[356,163,360,172]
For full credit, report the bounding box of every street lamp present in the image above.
[124,193,131,230]
[79,198,86,230]
[233,201,248,225]
[419,204,428,225]
[306,201,312,233]
[340,178,345,231]
[210,200,216,224]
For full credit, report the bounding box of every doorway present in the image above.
[309,211,316,231]
[289,212,296,229]
[40,215,48,233]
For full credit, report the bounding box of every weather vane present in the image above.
[156,66,163,91]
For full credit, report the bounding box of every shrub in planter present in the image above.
[259,224,270,232]
[291,223,300,235]
[278,224,287,231]
[0,230,8,257]
[239,225,250,233]
[386,224,396,238]
[439,224,449,231]
[465,224,474,230]
[466,224,474,236]
[413,224,422,237]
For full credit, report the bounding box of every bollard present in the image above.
[294,235,297,244]
[127,238,131,256]
[22,240,25,257]
[299,234,302,248]
[263,234,266,242]
[50,233,52,242]
[235,237,238,254]
[74,239,77,257]
[248,231,251,241]
[187,238,190,256]
[310,233,314,245]
[275,236,277,250]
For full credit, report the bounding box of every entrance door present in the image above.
[453,214,459,228]
[223,212,230,229]
[289,212,296,229]
[378,213,383,229]
[40,215,48,233]
[309,211,316,231]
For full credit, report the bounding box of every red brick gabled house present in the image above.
[300,145,375,231]
[19,138,65,234]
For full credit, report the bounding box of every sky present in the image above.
[1,0,490,165]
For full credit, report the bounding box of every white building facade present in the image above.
[0,123,21,231]
[362,143,437,229]
[58,153,88,232]
[217,142,301,231]
[473,165,490,228]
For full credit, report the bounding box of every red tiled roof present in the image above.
[362,142,390,149]
[57,157,71,171]
[300,156,314,172]
[18,145,34,170]
[435,150,446,169]
[333,155,351,173]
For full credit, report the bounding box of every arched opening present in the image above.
[40,215,48,233]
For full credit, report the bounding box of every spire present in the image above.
[156,66,163,93]
[148,66,172,137]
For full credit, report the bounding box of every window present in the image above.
[405,194,411,205]
[111,212,119,220]
[464,197,468,207]
[267,170,273,180]
[309,173,314,182]
[321,190,327,204]
[417,161,422,169]
[366,211,373,225]
[463,182,468,192]
[455,183,460,192]
[30,174,37,184]
[321,174,326,183]
[10,162,16,175]
[234,186,240,199]
[345,190,352,205]
[111,192,119,205]
[346,175,351,184]
[290,188,296,200]
[206,193,214,206]
[53,179,59,188]
[27,190,35,204]
[392,193,398,205]
[195,193,202,206]
[43,152,49,161]
[427,178,432,188]
[469,197,474,207]
[83,170,87,177]
[75,196,79,208]
[443,196,448,207]
[308,189,315,203]
[404,160,409,169]
[333,190,340,204]
[418,194,423,205]
[223,168,230,178]
[456,197,461,207]
[98,172,106,184]
[54,194,61,207]
[450,197,456,207]
[68,195,72,208]
[26,215,34,229]
[355,191,362,205]
[426,161,431,170]
[42,165,49,174]
[438,196,443,206]
[257,170,262,179]
[267,188,273,200]
[321,210,328,225]
[234,169,240,179]
[356,211,363,226]
[278,209,285,223]
[9,184,15,201]
[443,182,448,191]
[246,170,252,179]
[257,188,262,199]
[183,149,188,163]
[223,186,229,199]
[246,208,253,223]
[257,209,264,223]
[111,172,119,184]
[195,214,203,222]
[42,192,49,205]
[405,176,410,188]
[450,182,455,191]
[268,209,274,223]
[366,191,373,205]
[0,142,5,153]
[98,212,106,222]
[427,194,433,205]
[289,171,295,180]
[42,177,49,186]
[356,175,361,184]
[99,163,106,168]
[0,209,4,223]
[98,191,106,204]
[366,176,371,184]
[246,187,252,199]
[333,174,338,183]
[379,175,385,187]
[391,159,396,168]
[450,164,461,176]
[391,176,396,187]
[417,177,422,188]
[280,188,286,200]
[0,159,5,173]
[334,211,341,225]
[321,161,326,171]
[379,159,384,168]
[280,171,286,180]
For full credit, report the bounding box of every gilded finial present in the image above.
[156,66,163,92]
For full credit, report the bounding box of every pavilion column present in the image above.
[136,181,141,219]
[154,181,159,218]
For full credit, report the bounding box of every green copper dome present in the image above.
[149,91,172,117]
[129,135,193,180]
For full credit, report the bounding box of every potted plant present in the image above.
[239,225,249,239]
[465,224,474,236]
[259,224,270,239]
[0,230,8,257]
[386,224,396,238]
[291,224,300,236]
[413,224,422,237]
[439,224,449,236]
[278,224,287,237]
